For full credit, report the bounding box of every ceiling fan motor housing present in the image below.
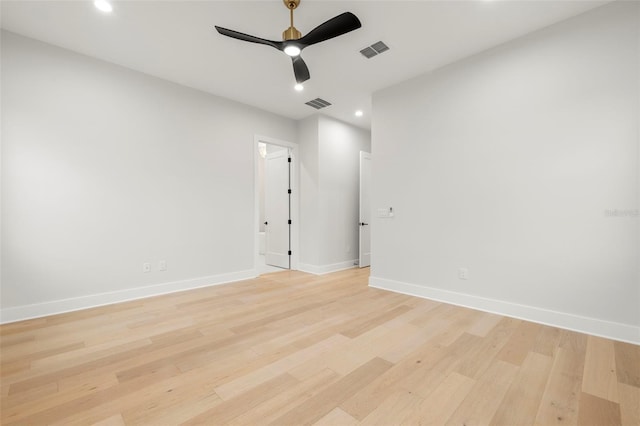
[283,27,302,41]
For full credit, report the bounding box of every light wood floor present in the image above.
[1,268,638,425]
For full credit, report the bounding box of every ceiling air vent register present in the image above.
[360,41,389,59]
[305,98,332,110]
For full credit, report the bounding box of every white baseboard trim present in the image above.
[0,269,257,324]
[369,276,640,345]
[298,260,358,275]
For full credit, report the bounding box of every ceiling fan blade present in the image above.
[215,26,283,50]
[292,56,310,83]
[298,12,361,47]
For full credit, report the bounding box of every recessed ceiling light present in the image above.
[284,45,301,57]
[355,110,364,117]
[294,84,304,92]
[94,0,113,13]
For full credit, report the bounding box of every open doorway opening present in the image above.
[254,135,299,275]
[359,151,371,268]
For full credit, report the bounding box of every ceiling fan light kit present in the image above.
[215,0,361,84]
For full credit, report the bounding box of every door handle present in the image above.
[359,222,369,226]
[264,221,268,225]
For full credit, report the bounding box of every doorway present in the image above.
[254,135,299,275]
[359,151,371,268]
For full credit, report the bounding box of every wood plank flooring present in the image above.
[1,268,638,425]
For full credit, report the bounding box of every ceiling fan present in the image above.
[214,0,361,84]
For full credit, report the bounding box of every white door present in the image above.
[359,151,371,268]
[265,150,290,269]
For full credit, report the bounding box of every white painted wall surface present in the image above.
[298,116,320,268]
[371,2,639,343]
[1,32,296,321]
[298,115,371,273]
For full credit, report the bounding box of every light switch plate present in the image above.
[377,208,390,218]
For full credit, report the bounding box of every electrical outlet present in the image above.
[143,262,151,273]
[458,267,468,280]
[159,260,167,271]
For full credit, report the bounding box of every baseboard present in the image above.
[0,269,257,324]
[298,260,358,275]
[369,276,640,345]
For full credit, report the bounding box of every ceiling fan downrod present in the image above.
[283,0,302,41]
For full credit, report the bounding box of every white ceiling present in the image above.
[1,0,610,130]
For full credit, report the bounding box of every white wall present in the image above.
[298,115,371,273]
[1,32,297,321]
[371,2,639,343]
[298,116,320,268]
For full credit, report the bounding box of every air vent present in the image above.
[305,98,332,110]
[359,46,377,59]
[371,41,389,54]
[360,41,390,59]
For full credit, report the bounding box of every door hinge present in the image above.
[288,219,292,225]
[288,189,292,194]
[288,250,292,255]
[288,157,292,163]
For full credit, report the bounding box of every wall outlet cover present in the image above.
[458,268,469,280]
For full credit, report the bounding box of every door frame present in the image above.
[254,134,299,274]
